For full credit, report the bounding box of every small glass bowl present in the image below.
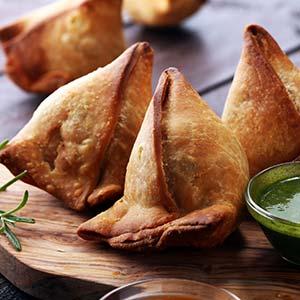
[246,162,300,265]
[100,278,240,300]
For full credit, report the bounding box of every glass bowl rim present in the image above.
[246,161,300,227]
[100,278,240,300]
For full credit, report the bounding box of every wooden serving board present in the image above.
[0,166,300,300]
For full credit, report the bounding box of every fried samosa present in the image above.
[0,0,125,93]
[124,0,206,27]
[222,24,300,176]
[0,42,153,211]
[78,68,249,251]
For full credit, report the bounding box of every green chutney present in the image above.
[258,176,300,223]
[246,162,300,265]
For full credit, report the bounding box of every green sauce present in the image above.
[247,163,300,265]
[258,177,300,223]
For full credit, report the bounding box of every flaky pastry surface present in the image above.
[124,0,206,27]
[223,24,300,176]
[0,0,125,93]
[78,68,249,251]
[0,42,153,211]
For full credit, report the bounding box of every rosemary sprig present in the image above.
[0,170,28,192]
[0,139,35,251]
[0,139,9,150]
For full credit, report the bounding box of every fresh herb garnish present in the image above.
[0,140,35,251]
[0,170,28,192]
[0,139,9,150]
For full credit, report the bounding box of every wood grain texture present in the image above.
[0,165,300,300]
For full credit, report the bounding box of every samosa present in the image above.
[0,42,153,211]
[124,0,206,27]
[78,68,249,251]
[223,24,300,176]
[0,0,125,93]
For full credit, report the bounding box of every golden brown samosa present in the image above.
[0,0,125,93]
[124,0,206,27]
[78,68,249,251]
[0,42,153,211]
[222,24,300,176]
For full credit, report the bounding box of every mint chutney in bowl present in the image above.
[246,162,300,265]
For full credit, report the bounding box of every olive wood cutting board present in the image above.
[0,165,300,300]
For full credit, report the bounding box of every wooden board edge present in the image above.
[0,243,114,300]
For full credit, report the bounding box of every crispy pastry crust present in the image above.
[222,24,300,176]
[0,0,125,93]
[124,0,206,27]
[78,68,249,251]
[0,42,153,211]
